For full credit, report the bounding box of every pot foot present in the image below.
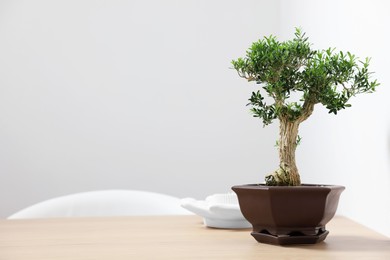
[251,229,329,245]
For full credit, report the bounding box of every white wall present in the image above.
[280,0,390,237]
[0,0,280,217]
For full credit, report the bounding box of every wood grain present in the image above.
[1,216,389,259]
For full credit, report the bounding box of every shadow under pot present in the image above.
[231,184,345,245]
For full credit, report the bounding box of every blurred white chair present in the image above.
[8,189,192,219]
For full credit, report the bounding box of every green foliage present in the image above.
[295,135,302,146]
[247,91,277,125]
[232,28,379,124]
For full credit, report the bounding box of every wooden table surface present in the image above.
[1,215,389,259]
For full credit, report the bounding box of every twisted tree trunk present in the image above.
[265,101,315,186]
[266,118,301,186]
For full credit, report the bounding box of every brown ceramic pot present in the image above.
[232,184,345,245]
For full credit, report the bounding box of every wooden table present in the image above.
[1,215,389,259]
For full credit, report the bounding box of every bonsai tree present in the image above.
[232,28,379,186]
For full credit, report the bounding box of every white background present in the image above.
[1,0,389,237]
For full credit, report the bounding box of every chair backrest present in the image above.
[8,190,191,219]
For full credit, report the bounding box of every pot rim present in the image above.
[232,183,345,190]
